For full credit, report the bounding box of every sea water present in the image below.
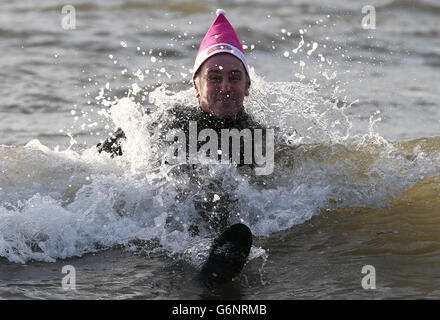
[1,0,439,299]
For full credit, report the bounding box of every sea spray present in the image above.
[1,13,439,265]
[2,69,440,264]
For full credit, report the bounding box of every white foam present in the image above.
[1,72,439,264]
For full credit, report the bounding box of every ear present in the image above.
[244,75,250,96]
[193,78,200,98]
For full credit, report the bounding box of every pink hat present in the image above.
[193,9,250,84]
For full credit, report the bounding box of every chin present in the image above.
[215,104,241,118]
[216,109,239,119]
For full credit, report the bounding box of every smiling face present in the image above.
[194,53,250,119]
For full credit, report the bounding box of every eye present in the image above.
[208,76,221,82]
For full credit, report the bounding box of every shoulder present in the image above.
[167,104,201,119]
[238,108,264,129]
[160,104,202,131]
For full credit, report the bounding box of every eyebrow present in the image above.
[207,69,222,74]
[206,69,243,75]
[230,69,243,75]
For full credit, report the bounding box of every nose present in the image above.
[220,79,231,93]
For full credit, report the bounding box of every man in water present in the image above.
[97,9,268,230]
[98,9,265,283]
[98,9,259,159]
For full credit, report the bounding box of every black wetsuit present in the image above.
[97,104,265,163]
[97,105,275,283]
[97,104,267,234]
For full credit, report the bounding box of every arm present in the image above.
[96,128,126,157]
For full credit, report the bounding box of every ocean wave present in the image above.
[380,0,440,14]
[1,126,438,263]
[5,1,211,14]
[1,61,439,265]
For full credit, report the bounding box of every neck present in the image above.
[200,107,246,121]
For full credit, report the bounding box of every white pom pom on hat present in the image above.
[216,8,226,16]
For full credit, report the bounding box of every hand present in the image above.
[96,128,126,157]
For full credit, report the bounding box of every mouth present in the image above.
[217,96,235,103]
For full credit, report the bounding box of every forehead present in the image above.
[200,53,245,73]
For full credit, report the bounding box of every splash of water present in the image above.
[1,17,439,264]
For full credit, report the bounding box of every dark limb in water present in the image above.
[96,128,126,157]
[199,223,252,285]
